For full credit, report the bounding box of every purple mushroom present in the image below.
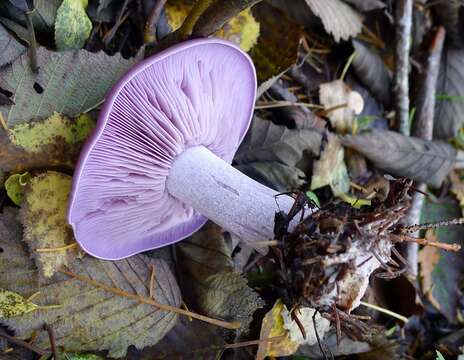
[68,39,298,260]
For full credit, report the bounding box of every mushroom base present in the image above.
[166,146,303,244]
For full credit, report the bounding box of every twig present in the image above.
[144,0,167,43]
[394,0,413,135]
[359,301,409,323]
[391,233,461,252]
[24,8,38,73]
[255,100,324,110]
[103,0,131,46]
[223,335,285,349]
[0,331,49,357]
[36,243,78,253]
[44,324,59,360]
[149,264,156,299]
[59,268,241,330]
[401,217,464,233]
[403,26,446,276]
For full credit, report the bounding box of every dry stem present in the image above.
[59,268,241,330]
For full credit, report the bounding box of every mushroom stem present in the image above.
[167,146,304,243]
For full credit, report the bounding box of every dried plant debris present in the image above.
[342,130,456,187]
[0,209,181,357]
[272,178,414,315]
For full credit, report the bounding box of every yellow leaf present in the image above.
[165,1,259,51]
[4,171,30,205]
[256,299,298,360]
[22,171,79,278]
[0,289,38,318]
[54,0,92,50]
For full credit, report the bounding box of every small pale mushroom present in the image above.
[68,39,300,260]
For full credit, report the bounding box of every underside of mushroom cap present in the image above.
[68,39,257,260]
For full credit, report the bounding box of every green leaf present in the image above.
[0,289,38,318]
[305,191,320,208]
[4,171,30,205]
[20,171,76,278]
[0,47,138,127]
[0,208,181,357]
[0,22,26,67]
[64,353,104,360]
[55,0,92,51]
[436,350,446,360]
[0,113,95,172]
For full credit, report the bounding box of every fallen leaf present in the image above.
[418,232,442,311]
[450,170,464,215]
[198,272,263,331]
[20,171,77,278]
[0,208,181,357]
[311,133,350,195]
[250,2,302,82]
[0,112,95,172]
[0,47,138,127]
[235,161,306,192]
[234,117,321,191]
[281,306,330,346]
[352,40,392,107]
[55,0,92,51]
[176,222,262,331]
[435,47,464,139]
[0,22,25,67]
[420,199,464,322]
[1,0,61,33]
[305,0,363,42]
[235,117,321,166]
[4,171,30,205]
[319,79,364,133]
[164,0,259,51]
[0,289,38,318]
[342,130,456,187]
[128,317,225,360]
[256,299,298,360]
[343,0,385,12]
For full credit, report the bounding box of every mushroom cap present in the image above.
[68,39,257,260]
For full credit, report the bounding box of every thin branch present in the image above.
[144,0,168,43]
[0,331,50,357]
[44,324,59,360]
[59,268,241,330]
[403,26,446,276]
[359,301,409,323]
[394,0,413,135]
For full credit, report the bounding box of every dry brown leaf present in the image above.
[319,80,364,133]
[305,0,363,42]
[450,170,464,215]
[418,230,442,311]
